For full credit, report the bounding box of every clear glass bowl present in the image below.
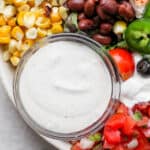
[13,33,121,141]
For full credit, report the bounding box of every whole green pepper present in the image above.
[125,18,150,54]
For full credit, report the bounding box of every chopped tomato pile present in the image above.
[71,102,150,150]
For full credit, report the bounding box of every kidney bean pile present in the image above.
[67,0,135,45]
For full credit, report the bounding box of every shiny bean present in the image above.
[99,23,112,35]
[67,0,85,12]
[92,34,112,45]
[78,19,94,30]
[78,13,86,20]
[84,0,95,17]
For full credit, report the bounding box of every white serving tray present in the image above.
[0,50,71,150]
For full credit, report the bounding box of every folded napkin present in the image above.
[121,54,150,107]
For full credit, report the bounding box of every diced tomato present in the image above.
[104,126,121,144]
[122,116,136,135]
[148,107,150,117]
[117,103,129,115]
[136,116,149,127]
[112,145,128,150]
[105,113,126,130]
[142,128,150,138]
[135,132,150,150]
[103,140,115,149]
[71,142,82,150]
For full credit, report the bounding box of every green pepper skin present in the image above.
[125,18,150,54]
[144,2,150,18]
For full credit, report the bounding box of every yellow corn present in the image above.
[5,0,13,4]
[21,39,34,51]
[0,25,11,37]
[23,12,36,28]
[0,15,6,25]
[11,26,24,40]
[0,37,10,44]
[58,6,68,20]
[2,51,10,61]
[8,39,18,53]
[31,7,45,17]
[3,5,16,18]
[35,17,51,28]
[51,23,63,34]
[28,0,34,7]
[7,17,16,26]
[10,56,20,66]
[34,0,44,6]
[17,11,26,26]
[13,0,27,7]
[18,4,30,12]
[51,0,59,6]
[25,27,37,39]
[13,50,21,57]
[37,28,47,38]
[50,7,62,23]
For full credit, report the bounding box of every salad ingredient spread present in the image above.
[109,48,135,80]
[19,40,112,133]
[71,102,150,150]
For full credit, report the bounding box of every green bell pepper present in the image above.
[144,2,150,18]
[125,18,150,54]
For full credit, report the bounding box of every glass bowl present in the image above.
[13,33,121,141]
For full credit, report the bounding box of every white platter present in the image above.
[0,50,71,150]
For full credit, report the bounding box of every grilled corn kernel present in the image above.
[7,17,16,26]
[58,6,68,20]
[3,5,16,18]
[31,7,45,17]
[113,21,127,35]
[28,0,34,7]
[10,56,20,66]
[8,39,18,53]
[23,12,36,28]
[17,11,26,26]
[50,7,62,23]
[51,23,63,34]
[0,37,10,44]
[5,0,13,4]
[3,51,10,61]
[21,39,34,51]
[26,27,37,39]
[13,0,27,7]
[11,26,24,40]
[13,50,21,57]
[0,15,6,25]
[37,28,47,38]
[0,25,11,37]
[35,17,51,28]
[47,29,52,35]
[18,4,30,12]
[51,0,59,6]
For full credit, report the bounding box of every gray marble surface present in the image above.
[0,80,57,150]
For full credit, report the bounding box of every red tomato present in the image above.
[136,116,149,127]
[71,142,82,150]
[109,48,135,80]
[104,126,121,144]
[105,113,126,129]
[122,116,136,135]
[112,145,129,150]
[148,107,150,117]
[117,103,129,115]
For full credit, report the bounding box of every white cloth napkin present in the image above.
[121,54,150,107]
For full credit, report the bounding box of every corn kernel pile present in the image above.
[0,0,68,66]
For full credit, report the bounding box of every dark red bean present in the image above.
[118,1,135,21]
[99,23,112,35]
[84,0,95,17]
[92,34,112,45]
[78,19,94,30]
[67,0,84,12]
[78,13,86,20]
[99,0,118,15]
[96,5,111,20]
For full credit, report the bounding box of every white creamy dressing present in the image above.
[19,41,112,133]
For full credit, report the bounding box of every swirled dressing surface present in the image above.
[19,41,112,133]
